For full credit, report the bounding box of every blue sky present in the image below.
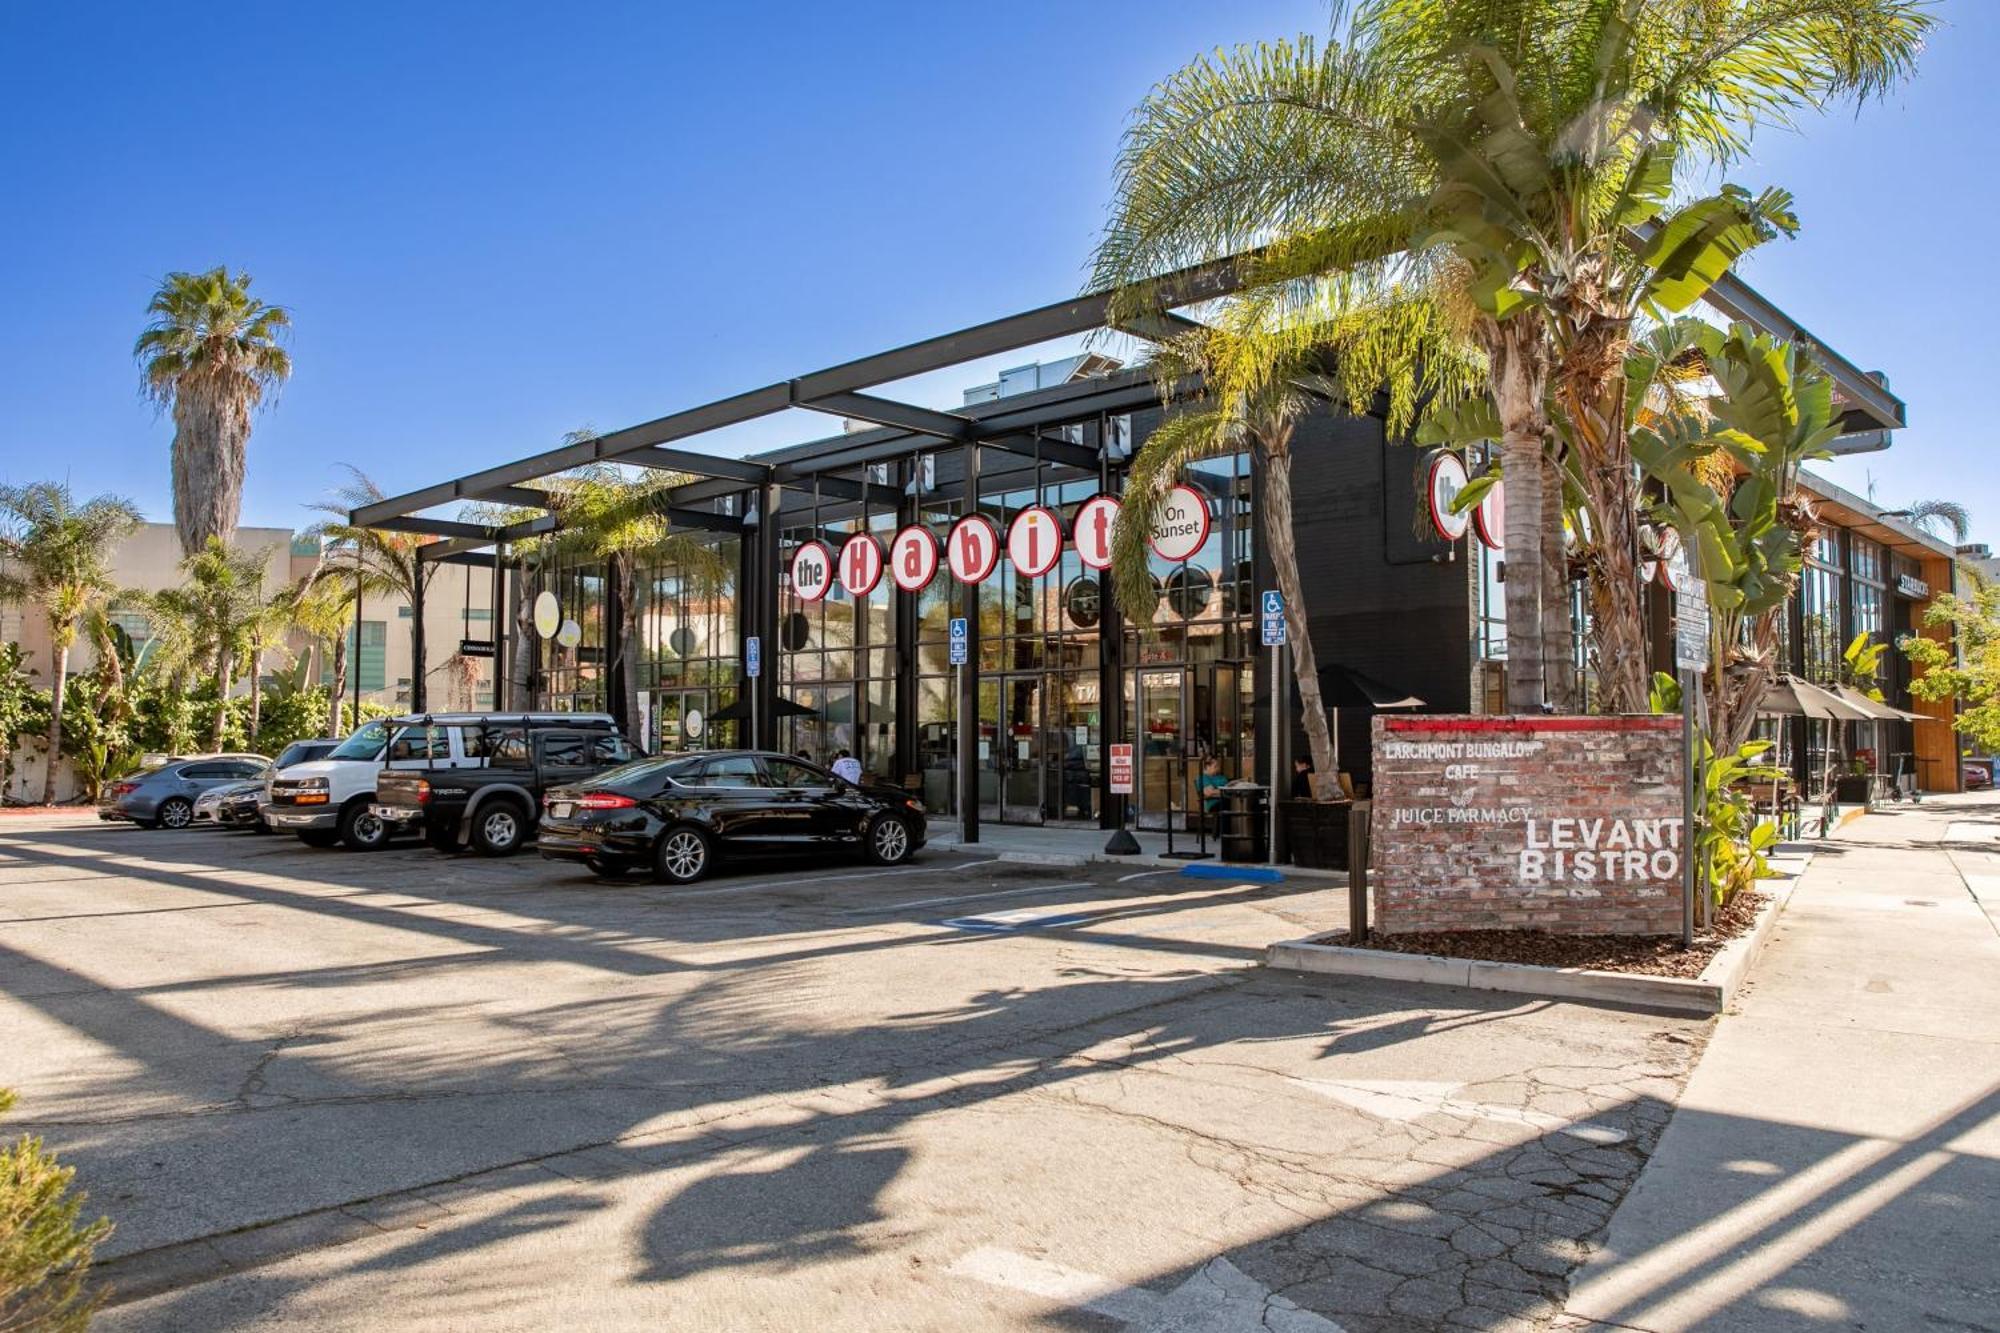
[1,1,1991,538]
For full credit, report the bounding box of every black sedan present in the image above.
[536,750,927,883]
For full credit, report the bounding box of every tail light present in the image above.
[111,782,138,797]
[413,779,431,805]
[573,792,636,810]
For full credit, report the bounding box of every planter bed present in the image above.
[1267,874,1797,1015]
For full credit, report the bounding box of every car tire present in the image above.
[338,800,391,852]
[250,819,271,836]
[296,829,340,848]
[155,798,194,830]
[653,825,715,884]
[866,814,914,866]
[470,802,530,857]
[425,825,465,854]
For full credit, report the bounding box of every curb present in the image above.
[932,845,1349,881]
[1264,868,1800,1017]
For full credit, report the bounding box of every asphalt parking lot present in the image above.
[0,817,1708,1331]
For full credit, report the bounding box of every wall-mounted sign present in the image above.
[685,708,705,741]
[1149,484,1212,561]
[1007,506,1064,578]
[556,618,582,649]
[668,626,697,657]
[947,514,1001,583]
[1896,573,1930,599]
[533,591,561,639]
[458,638,495,659]
[1473,479,1505,551]
[838,533,884,597]
[1064,576,1101,629]
[790,540,833,602]
[1072,494,1121,570]
[1426,453,1471,541]
[890,525,939,592]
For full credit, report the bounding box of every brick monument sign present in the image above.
[1370,715,1686,936]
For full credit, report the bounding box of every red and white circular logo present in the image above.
[946,515,1001,583]
[889,525,938,593]
[1473,479,1505,550]
[1149,484,1211,562]
[1426,453,1471,541]
[1072,494,1121,570]
[1007,506,1064,579]
[838,533,884,597]
[790,541,833,602]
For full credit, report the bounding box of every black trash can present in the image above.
[1218,784,1270,863]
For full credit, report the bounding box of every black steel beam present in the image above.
[796,388,974,440]
[980,431,1100,470]
[474,485,553,509]
[662,507,747,535]
[375,516,498,541]
[414,535,498,561]
[786,475,869,502]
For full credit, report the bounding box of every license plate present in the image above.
[550,802,573,819]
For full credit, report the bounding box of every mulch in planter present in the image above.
[1334,887,1767,979]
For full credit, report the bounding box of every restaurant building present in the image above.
[351,260,1942,842]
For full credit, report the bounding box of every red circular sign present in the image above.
[838,533,884,597]
[946,515,1001,584]
[1072,494,1121,570]
[1426,453,1471,541]
[789,541,833,602]
[889,525,939,593]
[1472,479,1505,550]
[1148,484,1212,562]
[1007,506,1064,579]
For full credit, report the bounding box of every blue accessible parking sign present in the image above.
[948,617,968,666]
[1260,590,1286,646]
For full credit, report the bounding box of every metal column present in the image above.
[754,481,782,750]
[956,442,981,845]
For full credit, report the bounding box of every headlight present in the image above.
[296,777,329,789]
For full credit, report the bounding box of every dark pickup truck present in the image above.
[370,716,642,856]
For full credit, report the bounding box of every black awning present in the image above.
[1317,664,1426,710]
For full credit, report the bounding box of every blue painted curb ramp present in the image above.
[1180,864,1285,884]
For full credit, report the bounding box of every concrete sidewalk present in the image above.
[1562,793,2000,1331]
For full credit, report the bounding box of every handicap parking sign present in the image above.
[1262,589,1284,617]
[948,616,968,665]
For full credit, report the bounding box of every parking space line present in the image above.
[660,859,1002,899]
[856,881,1095,914]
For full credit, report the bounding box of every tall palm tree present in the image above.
[0,483,144,802]
[286,561,367,736]
[143,539,274,750]
[135,267,292,555]
[308,467,440,710]
[1093,0,1930,714]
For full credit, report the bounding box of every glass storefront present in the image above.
[636,536,741,752]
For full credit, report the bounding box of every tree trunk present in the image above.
[41,642,68,805]
[511,581,536,710]
[1483,317,1551,713]
[1560,342,1651,715]
[211,643,232,750]
[249,646,264,739]
[1259,432,1338,794]
[1540,453,1580,712]
[614,555,644,741]
[327,634,349,736]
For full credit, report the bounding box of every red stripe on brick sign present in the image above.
[1380,715,1678,734]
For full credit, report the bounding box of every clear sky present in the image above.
[1,1,1991,538]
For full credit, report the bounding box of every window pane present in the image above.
[700,755,765,787]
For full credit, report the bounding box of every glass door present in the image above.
[978,674,1046,825]
[1131,668,1188,830]
[1048,672,1101,824]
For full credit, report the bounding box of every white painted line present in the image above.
[860,881,1094,913]
[1117,868,1180,882]
[664,860,998,899]
[1291,1077,1628,1145]
[950,1246,1346,1331]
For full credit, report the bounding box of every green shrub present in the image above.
[0,1089,112,1332]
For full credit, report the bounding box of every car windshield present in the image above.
[327,721,392,762]
[592,756,698,790]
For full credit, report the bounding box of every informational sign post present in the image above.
[1108,743,1135,795]
[948,617,969,666]
[745,635,762,750]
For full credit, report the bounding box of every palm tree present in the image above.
[285,562,366,736]
[308,467,440,711]
[0,483,143,802]
[1900,499,1970,543]
[1092,0,1930,714]
[135,267,292,555]
[143,539,274,750]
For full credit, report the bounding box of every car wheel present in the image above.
[296,829,340,849]
[867,814,914,866]
[156,798,194,830]
[653,825,714,884]
[338,800,390,851]
[425,825,465,854]
[471,803,529,857]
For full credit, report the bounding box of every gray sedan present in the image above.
[100,754,272,830]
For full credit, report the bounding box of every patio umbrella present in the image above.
[1830,683,1926,724]
[707,696,817,723]
[1314,665,1426,795]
